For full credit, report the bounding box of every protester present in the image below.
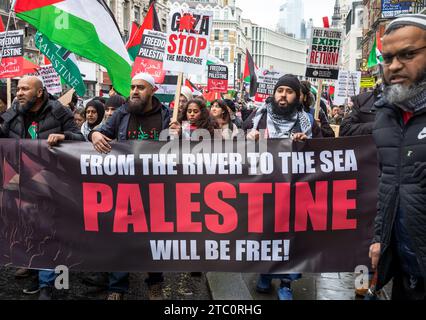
[223,98,243,129]
[104,94,125,123]
[89,73,169,300]
[340,84,382,136]
[170,99,217,139]
[73,107,85,129]
[81,99,105,141]
[210,99,238,139]
[243,74,321,300]
[109,87,117,97]
[0,86,8,114]
[178,86,193,113]
[0,76,84,299]
[370,13,426,300]
[300,80,335,137]
[329,106,344,125]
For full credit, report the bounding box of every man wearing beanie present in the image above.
[243,74,321,141]
[369,13,426,300]
[88,73,170,300]
[242,74,321,300]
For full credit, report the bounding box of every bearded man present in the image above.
[370,14,426,300]
[89,73,170,300]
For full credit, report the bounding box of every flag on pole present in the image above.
[243,49,257,97]
[35,32,86,96]
[14,0,132,97]
[126,1,161,61]
[126,21,140,48]
[367,35,383,68]
[322,17,330,28]
[0,17,5,32]
[185,79,202,96]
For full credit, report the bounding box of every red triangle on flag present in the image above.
[14,0,64,13]
[0,17,5,32]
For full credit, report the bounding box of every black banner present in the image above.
[0,137,378,273]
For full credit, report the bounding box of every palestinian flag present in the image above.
[185,79,202,96]
[243,49,258,97]
[185,79,197,92]
[14,0,132,97]
[126,1,161,61]
[0,16,5,32]
[207,55,224,66]
[126,21,140,48]
[367,34,383,68]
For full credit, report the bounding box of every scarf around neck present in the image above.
[251,102,313,139]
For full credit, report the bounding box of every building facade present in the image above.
[277,0,305,40]
[342,1,364,71]
[362,0,425,76]
[243,19,307,77]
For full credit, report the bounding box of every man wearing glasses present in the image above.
[369,13,426,300]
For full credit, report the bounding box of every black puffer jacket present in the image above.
[0,98,83,140]
[372,97,426,290]
[340,91,379,136]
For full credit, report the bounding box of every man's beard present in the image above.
[127,98,147,114]
[271,98,299,118]
[19,96,37,114]
[384,70,426,107]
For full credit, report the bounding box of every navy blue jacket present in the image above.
[92,96,170,141]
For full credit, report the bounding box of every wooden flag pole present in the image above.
[314,79,323,121]
[7,78,11,109]
[172,72,184,123]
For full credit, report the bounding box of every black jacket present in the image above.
[340,91,378,136]
[92,96,171,141]
[0,98,84,140]
[372,98,426,290]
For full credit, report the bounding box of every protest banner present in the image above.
[306,27,342,81]
[254,69,284,103]
[207,64,228,93]
[132,30,167,84]
[0,137,377,273]
[163,8,213,75]
[0,30,24,78]
[360,76,376,89]
[36,64,62,95]
[333,70,361,106]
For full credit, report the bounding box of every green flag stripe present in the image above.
[17,6,131,96]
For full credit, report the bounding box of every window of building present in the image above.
[224,9,229,20]
[0,0,10,10]
[214,29,220,41]
[134,6,140,24]
[356,59,362,71]
[357,37,362,50]
[123,1,130,32]
[223,48,229,62]
[215,47,220,58]
[224,30,229,42]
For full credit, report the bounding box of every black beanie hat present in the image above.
[274,74,301,100]
[85,99,105,127]
[105,95,125,110]
[223,99,236,113]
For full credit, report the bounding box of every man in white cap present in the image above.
[178,86,193,114]
[88,73,170,300]
[369,13,426,300]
